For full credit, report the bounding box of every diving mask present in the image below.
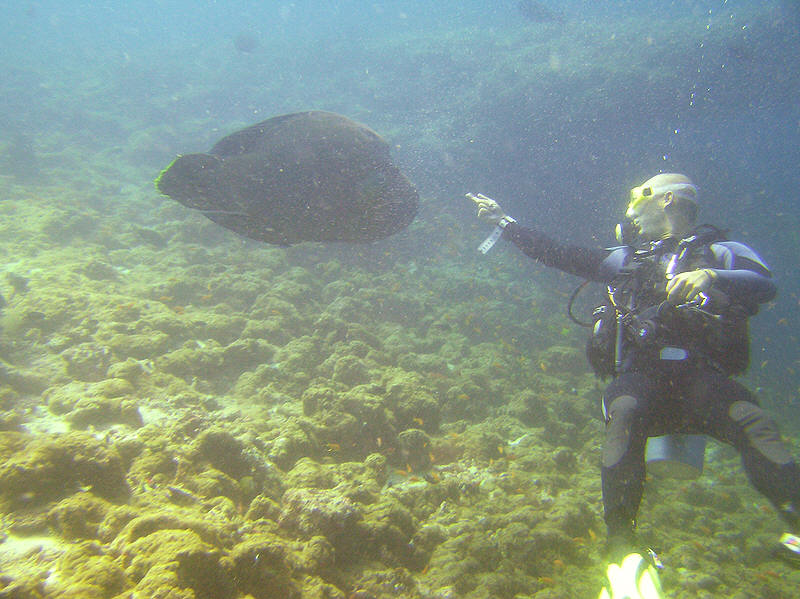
[628,182,698,214]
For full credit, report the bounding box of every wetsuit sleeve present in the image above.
[708,241,776,305]
[502,222,610,281]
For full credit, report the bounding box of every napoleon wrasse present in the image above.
[156,111,418,246]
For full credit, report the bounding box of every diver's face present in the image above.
[626,189,669,241]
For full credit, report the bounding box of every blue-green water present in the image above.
[1,1,799,598]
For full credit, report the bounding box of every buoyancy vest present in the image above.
[586,226,750,378]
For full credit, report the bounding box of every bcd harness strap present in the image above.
[587,225,744,378]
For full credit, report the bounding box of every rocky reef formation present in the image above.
[0,3,797,598]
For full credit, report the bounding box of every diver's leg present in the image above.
[687,372,800,524]
[601,373,659,551]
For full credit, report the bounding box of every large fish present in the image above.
[156,111,418,245]
[517,0,564,24]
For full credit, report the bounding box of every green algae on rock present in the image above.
[0,432,129,510]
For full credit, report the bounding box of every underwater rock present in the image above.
[539,344,586,376]
[107,331,170,360]
[460,429,506,461]
[552,447,578,472]
[398,428,433,472]
[328,385,396,454]
[132,225,167,247]
[5,271,29,294]
[301,384,337,416]
[442,380,491,421]
[240,317,295,346]
[81,259,119,281]
[230,366,281,401]
[41,211,100,244]
[358,499,420,568]
[500,523,579,572]
[364,452,389,487]
[0,432,129,509]
[45,381,142,429]
[0,577,47,599]
[0,358,48,394]
[351,568,423,599]
[184,468,243,504]
[299,535,336,573]
[106,357,149,383]
[284,458,337,491]
[220,338,275,373]
[681,571,723,593]
[191,428,252,480]
[68,397,142,430]
[397,352,449,374]
[332,354,371,386]
[157,341,224,380]
[93,376,136,398]
[119,528,235,599]
[268,424,316,471]
[47,494,113,540]
[112,511,234,554]
[144,310,192,338]
[228,533,301,599]
[126,563,195,599]
[127,446,180,489]
[245,494,281,521]
[512,389,553,426]
[279,487,363,543]
[61,342,111,382]
[94,503,140,545]
[0,408,24,431]
[410,522,448,558]
[714,488,743,513]
[325,295,373,325]
[383,371,441,433]
[55,542,127,597]
[194,311,247,345]
[274,335,326,375]
[540,419,578,448]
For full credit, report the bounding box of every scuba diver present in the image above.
[468,173,800,596]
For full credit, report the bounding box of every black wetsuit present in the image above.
[502,221,800,540]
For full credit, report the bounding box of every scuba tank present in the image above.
[646,434,706,479]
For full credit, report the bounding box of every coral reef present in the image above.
[0,4,797,598]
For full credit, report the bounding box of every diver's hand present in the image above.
[467,192,507,225]
[666,269,717,304]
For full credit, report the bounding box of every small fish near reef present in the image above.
[517,0,565,24]
[155,111,419,246]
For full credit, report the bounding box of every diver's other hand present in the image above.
[666,269,717,304]
[467,192,506,225]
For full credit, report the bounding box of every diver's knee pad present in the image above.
[729,401,793,466]
[603,395,641,468]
